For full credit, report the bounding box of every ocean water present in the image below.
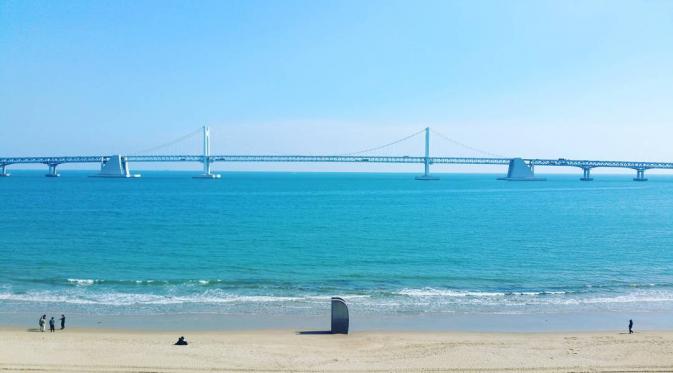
[2,171,673,327]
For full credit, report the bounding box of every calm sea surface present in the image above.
[2,171,673,322]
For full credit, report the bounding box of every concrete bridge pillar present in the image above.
[498,158,546,181]
[580,167,594,181]
[45,163,60,177]
[0,164,9,177]
[634,168,648,182]
[92,155,140,178]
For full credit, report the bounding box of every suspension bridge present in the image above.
[1,127,671,181]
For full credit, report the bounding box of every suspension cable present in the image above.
[130,128,202,155]
[430,129,504,158]
[341,128,426,156]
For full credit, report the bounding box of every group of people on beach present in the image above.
[31,315,636,338]
[38,314,65,332]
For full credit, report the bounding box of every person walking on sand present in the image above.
[49,317,55,332]
[38,315,46,332]
[60,314,66,330]
[629,319,634,334]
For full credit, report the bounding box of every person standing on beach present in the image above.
[49,317,55,332]
[38,315,46,332]
[60,314,66,330]
[629,319,634,334]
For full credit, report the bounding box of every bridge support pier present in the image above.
[194,126,221,179]
[498,158,546,181]
[580,167,594,181]
[415,127,439,180]
[194,158,221,179]
[45,163,60,177]
[634,168,648,182]
[91,155,140,178]
[0,164,9,177]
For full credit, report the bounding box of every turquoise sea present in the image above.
[2,171,673,329]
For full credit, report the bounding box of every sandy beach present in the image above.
[2,328,673,372]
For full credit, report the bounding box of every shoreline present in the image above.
[2,310,672,333]
[2,327,672,372]
[5,325,673,334]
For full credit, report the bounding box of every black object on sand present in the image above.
[331,297,349,334]
[629,319,634,334]
[175,336,188,345]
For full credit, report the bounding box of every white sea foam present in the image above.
[66,279,95,286]
[388,287,673,310]
[396,288,568,298]
[398,288,504,297]
[62,278,233,286]
[0,290,369,306]
[2,286,673,312]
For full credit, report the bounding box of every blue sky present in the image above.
[1,0,672,173]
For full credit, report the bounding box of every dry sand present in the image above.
[1,327,673,372]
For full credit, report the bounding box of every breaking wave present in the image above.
[0,289,369,306]
[396,288,570,297]
[64,278,226,287]
[2,284,673,314]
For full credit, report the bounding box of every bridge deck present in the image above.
[1,155,673,170]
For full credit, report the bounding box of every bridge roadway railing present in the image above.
[120,155,510,164]
[205,155,512,164]
[0,156,105,165]
[3,155,673,170]
[526,159,673,170]
[0,155,511,168]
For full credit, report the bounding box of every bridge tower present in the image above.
[415,127,439,180]
[193,126,221,179]
[0,164,9,177]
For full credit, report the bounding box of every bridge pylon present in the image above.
[193,126,221,179]
[0,164,9,177]
[415,127,439,180]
